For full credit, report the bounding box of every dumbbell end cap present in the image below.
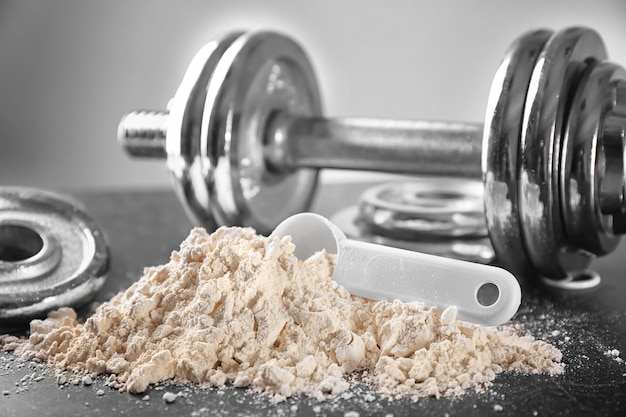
[117,110,168,158]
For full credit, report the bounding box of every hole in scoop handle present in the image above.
[334,239,521,326]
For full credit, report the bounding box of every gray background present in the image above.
[1,0,625,192]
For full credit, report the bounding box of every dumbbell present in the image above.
[118,27,626,281]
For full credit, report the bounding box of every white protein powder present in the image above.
[0,226,563,402]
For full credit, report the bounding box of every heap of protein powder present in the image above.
[0,226,563,402]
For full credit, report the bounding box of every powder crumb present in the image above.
[162,391,177,403]
[0,226,564,402]
[96,389,105,396]
[604,349,623,363]
[142,395,150,401]
[313,405,322,413]
[82,375,93,386]
[440,306,457,326]
[344,411,360,417]
[532,411,538,416]
[56,374,67,385]
[494,404,504,412]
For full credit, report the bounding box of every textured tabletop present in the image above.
[1,184,625,417]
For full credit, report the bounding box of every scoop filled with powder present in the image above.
[272,212,521,326]
[0,226,563,402]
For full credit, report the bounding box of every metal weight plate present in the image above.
[540,269,601,290]
[331,205,495,264]
[200,31,322,234]
[357,179,487,239]
[482,29,552,276]
[166,31,244,230]
[560,62,626,256]
[518,27,606,279]
[0,187,109,321]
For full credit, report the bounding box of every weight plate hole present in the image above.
[477,282,500,306]
[415,191,462,200]
[541,270,601,290]
[0,224,44,262]
[411,190,465,208]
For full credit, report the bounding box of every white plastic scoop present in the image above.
[271,213,521,326]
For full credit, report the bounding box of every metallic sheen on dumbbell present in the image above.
[118,27,626,281]
[0,188,109,321]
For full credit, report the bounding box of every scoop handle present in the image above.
[271,212,521,326]
[334,239,521,326]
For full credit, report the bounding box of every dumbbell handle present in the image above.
[120,111,484,178]
[266,113,483,177]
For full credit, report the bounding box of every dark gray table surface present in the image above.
[1,183,625,417]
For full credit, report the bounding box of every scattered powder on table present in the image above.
[0,226,563,402]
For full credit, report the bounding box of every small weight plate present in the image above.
[560,61,625,255]
[541,269,601,290]
[482,29,551,276]
[331,205,495,264]
[518,27,606,279]
[357,179,487,239]
[166,31,244,230]
[201,31,322,234]
[0,187,109,321]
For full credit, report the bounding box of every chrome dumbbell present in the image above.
[118,27,626,281]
